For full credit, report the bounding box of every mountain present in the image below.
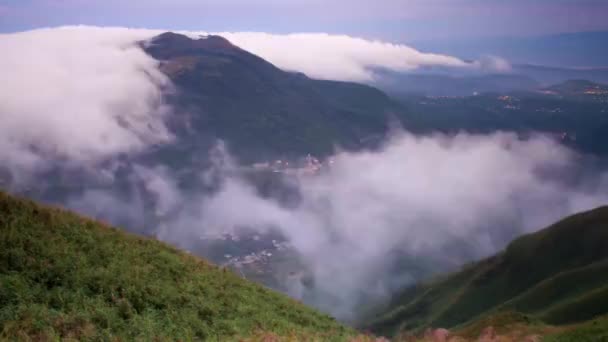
[143,32,405,162]
[0,191,353,340]
[368,205,608,338]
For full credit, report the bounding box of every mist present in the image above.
[0,26,172,184]
[141,132,607,320]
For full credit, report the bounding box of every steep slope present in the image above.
[369,205,608,337]
[0,191,353,341]
[144,32,405,162]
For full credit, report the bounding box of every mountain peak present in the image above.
[144,32,236,60]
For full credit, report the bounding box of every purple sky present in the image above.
[1,0,607,42]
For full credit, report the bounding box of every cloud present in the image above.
[131,133,608,321]
[0,26,172,182]
[206,32,481,81]
[473,55,512,73]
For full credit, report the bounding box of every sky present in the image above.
[1,0,608,42]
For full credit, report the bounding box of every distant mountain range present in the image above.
[513,64,608,85]
[373,65,608,97]
[411,31,608,68]
[384,79,608,157]
[545,79,608,96]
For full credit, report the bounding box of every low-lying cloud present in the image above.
[35,131,605,321]
[151,132,606,320]
[0,26,172,183]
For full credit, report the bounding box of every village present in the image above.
[248,154,334,176]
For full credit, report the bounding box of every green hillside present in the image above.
[0,191,353,341]
[544,315,608,342]
[369,205,608,337]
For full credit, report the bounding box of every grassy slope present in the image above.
[431,312,608,342]
[0,191,353,341]
[544,315,608,342]
[369,205,608,337]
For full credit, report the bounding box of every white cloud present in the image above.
[473,55,513,73]
[151,133,608,320]
[208,32,477,81]
[0,26,172,181]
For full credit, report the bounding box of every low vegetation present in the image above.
[0,191,353,340]
[543,315,608,342]
[368,206,608,338]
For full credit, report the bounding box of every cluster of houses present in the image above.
[250,154,333,175]
[222,239,292,276]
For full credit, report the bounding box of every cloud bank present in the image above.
[209,32,480,81]
[0,26,172,182]
[133,133,608,320]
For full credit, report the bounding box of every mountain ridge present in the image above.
[368,205,608,337]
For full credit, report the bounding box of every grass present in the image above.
[368,205,608,337]
[0,191,354,341]
[454,311,546,339]
[543,315,608,342]
[374,313,608,341]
